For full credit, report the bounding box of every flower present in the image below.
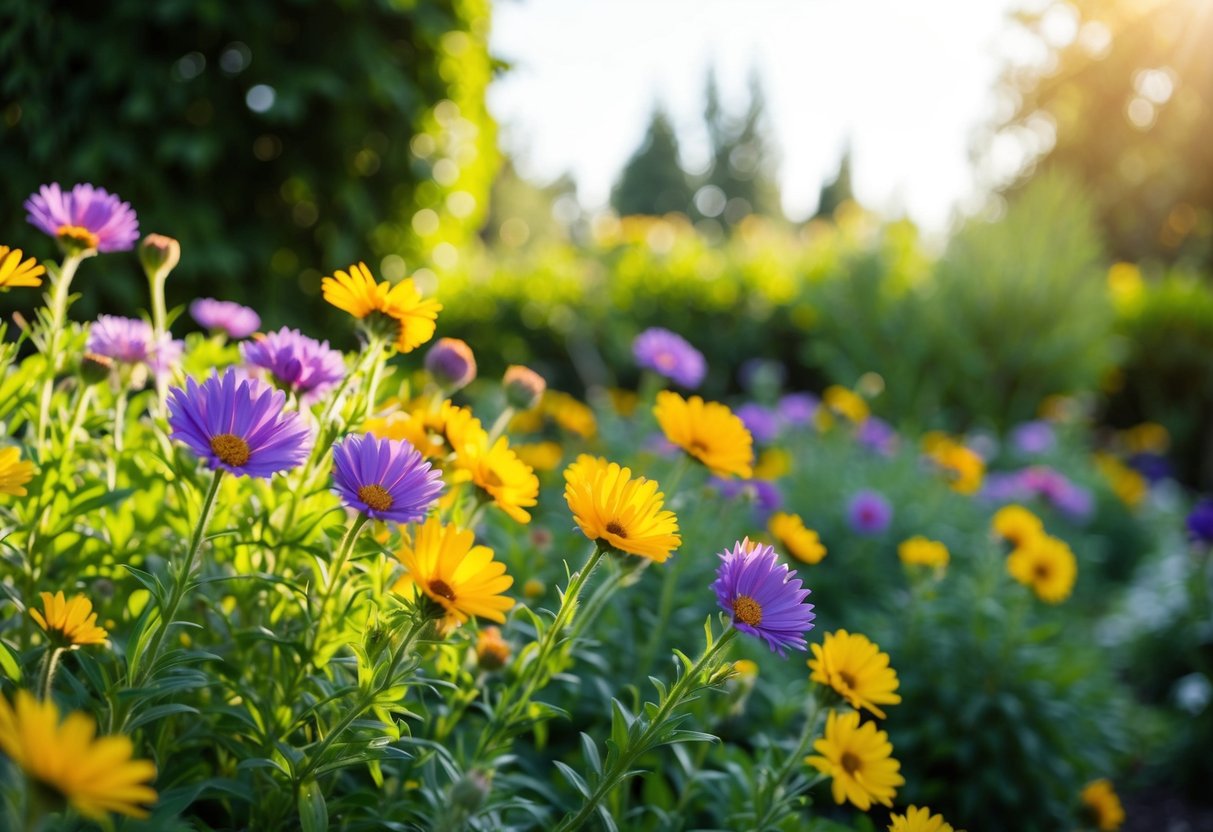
[87,315,182,375]
[769,512,827,565]
[321,261,441,352]
[546,391,597,438]
[332,433,444,523]
[924,435,984,494]
[777,392,819,426]
[736,403,781,444]
[191,298,261,339]
[241,327,346,402]
[711,477,783,519]
[0,446,36,497]
[898,536,949,570]
[139,234,181,277]
[450,433,539,524]
[30,591,108,646]
[823,385,869,424]
[654,391,754,478]
[857,416,897,456]
[476,626,512,670]
[0,245,45,290]
[753,447,792,480]
[847,490,892,536]
[514,441,563,472]
[503,365,546,410]
[1006,534,1078,603]
[564,455,681,561]
[888,805,961,832]
[168,369,313,478]
[1094,452,1148,508]
[1188,498,1213,544]
[425,337,477,391]
[806,709,904,810]
[1081,779,1125,831]
[1011,420,1055,455]
[393,517,513,628]
[808,630,901,718]
[365,397,478,461]
[712,539,815,656]
[632,327,706,388]
[991,504,1044,548]
[25,183,139,253]
[0,690,156,819]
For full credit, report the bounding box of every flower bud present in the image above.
[425,338,476,391]
[448,770,492,815]
[79,352,114,385]
[503,365,545,410]
[139,234,181,280]
[475,626,511,671]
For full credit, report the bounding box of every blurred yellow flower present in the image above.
[924,436,984,495]
[1107,262,1143,311]
[475,625,511,670]
[366,399,483,463]
[321,261,441,352]
[654,391,754,478]
[732,659,758,680]
[898,536,949,571]
[564,455,681,562]
[606,387,639,417]
[0,245,45,290]
[753,447,791,480]
[991,505,1044,548]
[1121,422,1169,455]
[809,630,901,718]
[1081,779,1125,831]
[393,517,513,627]
[823,385,869,424]
[1094,453,1147,508]
[768,512,826,565]
[514,441,563,472]
[546,390,597,438]
[1007,535,1077,604]
[806,709,904,810]
[888,805,962,832]
[0,446,35,497]
[30,591,108,646]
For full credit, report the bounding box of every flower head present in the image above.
[847,490,892,536]
[87,315,182,376]
[736,403,781,444]
[564,455,681,562]
[809,630,901,718]
[191,298,261,339]
[823,386,869,424]
[654,391,754,478]
[25,183,139,253]
[898,536,950,571]
[0,690,156,819]
[321,261,441,353]
[139,234,181,278]
[768,512,826,565]
[712,539,815,656]
[1188,498,1213,544]
[168,369,313,478]
[777,392,819,426]
[632,327,706,388]
[1081,779,1125,831]
[503,365,546,410]
[924,435,984,494]
[888,805,962,832]
[1007,534,1077,603]
[426,337,477,391]
[450,427,539,524]
[476,626,512,670]
[393,517,513,628]
[991,504,1044,549]
[0,446,36,497]
[332,433,444,523]
[1011,420,1055,455]
[241,327,346,403]
[857,416,897,456]
[30,591,108,646]
[0,245,45,290]
[806,709,904,810]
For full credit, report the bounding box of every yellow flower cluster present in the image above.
[769,512,827,565]
[898,536,950,572]
[322,261,441,353]
[922,433,984,495]
[992,505,1078,604]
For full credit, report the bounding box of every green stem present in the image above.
[487,405,516,444]
[748,693,825,831]
[311,514,370,653]
[37,252,90,447]
[37,647,65,701]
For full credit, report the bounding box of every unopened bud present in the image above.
[79,352,114,385]
[139,234,181,280]
[448,770,492,814]
[425,337,477,391]
[503,365,545,410]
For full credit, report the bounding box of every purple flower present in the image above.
[1130,452,1173,484]
[847,489,892,535]
[632,327,706,389]
[1187,499,1213,544]
[168,369,312,478]
[191,298,261,339]
[25,183,139,253]
[856,416,897,456]
[777,393,819,426]
[87,315,182,376]
[331,434,443,523]
[712,539,815,657]
[1051,481,1094,522]
[736,403,781,444]
[1011,420,1055,456]
[711,477,783,519]
[241,327,346,403]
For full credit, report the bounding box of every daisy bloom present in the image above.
[546,390,598,438]
[168,369,313,478]
[888,805,962,832]
[0,446,36,497]
[87,315,183,376]
[332,433,444,523]
[991,504,1044,548]
[898,536,950,571]
[712,538,815,656]
[241,327,346,403]
[769,512,827,565]
[808,629,901,718]
[0,690,157,819]
[30,591,108,646]
[0,245,45,290]
[563,455,681,562]
[514,441,563,472]
[450,431,539,524]
[924,435,985,494]
[823,385,869,424]
[1006,534,1078,603]
[25,182,139,253]
[1081,779,1125,831]
[847,489,893,536]
[393,517,513,628]
[366,398,481,461]
[632,327,707,389]
[190,298,261,339]
[806,709,904,810]
[654,391,754,478]
[321,261,441,353]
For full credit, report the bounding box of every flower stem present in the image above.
[311,514,370,656]
[36,251,90,447]
[37,647,65,701]
[487,405,516,444]
[748,692,825,830]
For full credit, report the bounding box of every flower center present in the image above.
[210,433,251,466]
[656,352,676,370]
[56,224,100,251]
[732,595,763,627]
[690,439,710,455]
[841,751,862,775]
[838,670,857,690]
[428,579,457,602]
[605,520,628,538]
[358,484,394,512]
[1033,562,1052,580]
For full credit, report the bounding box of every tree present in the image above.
[610,105,694,217]
[815,143,855,220]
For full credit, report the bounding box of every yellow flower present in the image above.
[1121,422,1169,455]
[30,592,109,646]
[654,391,754,478]
[475,625,512,670]
[888,805,962,832]
[1007,534,1077,603]
[753,447,791,480]
[824,385,869,424]
[547,391,597,438]
[450,434,539,524]
[0,690,156,820]
[808,630,901,718]
[991,504,1044,549]
[606,387,639,417]
[1107,261,1143,311]
[0,446,36,497]
[1081,779,1125,831]
[514,441,564,473]
[732,659,759,680]
[366,399,479,461]
[393,517,514,628]
[898,536,949,571]
[769,512,827,565]
[563,455,681,562]
[1094,453,1147,508]
[0,245,45,290]
[924,436,984,494]
[321,261,441,353]
[806,709,904,810]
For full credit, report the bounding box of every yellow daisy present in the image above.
[1081,779,1125,831]
[366,399,479,461]
[321,261,442,353]
[991,504,1044,549]
[0,446,36,497]
[546,391,597,438]
[824,385,869,424]
[653,391,754,478]
[514,441,564,472]
[809,630,901,718]
[1007,534,1078,603]
[30,591,109,646]
[1094,453,1147,508]
[450,434,539,524]
[563,455,681,562]
[0,690,157,820]
[924,435,984,494]
[769,512,827,565]
[888,805,962,832]
[753,447,792,480]
[393,517,514,628]
[897,536,949,570]
[0,245,45,290]
[806,709,904,810]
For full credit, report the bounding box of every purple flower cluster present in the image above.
[777,392,819,427]
[710,477,783,519]
[712,539,815,657]
[25,183,139,253]
[735,403,781,445]
[191,298,261,339]
[632,327,706,389]
[1010,420,1056,456]
[241,327,346,403]
[981,465,1094,521]
[847,489,893,535]
[87,315,182,377]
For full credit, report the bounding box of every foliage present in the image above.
[611,107,696,219]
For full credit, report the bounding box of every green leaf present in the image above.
[298,778,329,832]
[553,760,590,798]
[0,641,20,682]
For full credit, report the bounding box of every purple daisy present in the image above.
[632,327,706,389]
[736,403,781,445]
[168,369,312,478]
[711,477,783,519]
[777,392,819,426]
[87,315,183,376]
[856,416,897,456]
[191,298,262,339]
[1011,420,1055,456]
[847,489,893,535]
[1187,499,1213,544]
[331,434,443,524]
[712,539,815,657]
[25,183,139,253]
[241,327,346,403]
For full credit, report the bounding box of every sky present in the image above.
[489,0,1026,232]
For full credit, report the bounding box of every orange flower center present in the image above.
[428,579,457,602]
[358,484,393,512]
[732,595,762,627]
[838,670,857,690]
[1033,562,1052,581]
[841,751,862,775]
[210,433,251,467]
[605,520,628,538]
[56,224,100,250]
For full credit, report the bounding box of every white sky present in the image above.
[489,0,1023,232]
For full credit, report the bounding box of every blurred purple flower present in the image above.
[191,298,261,339]
[87,315,181,376]
[1011,420,1055,456]
[777,392,819,426]
[856,416,897,456]
[242,327,347,404]
[25,183,139,253]
[1130,452,1173,484]
[711,477,783,519]
[632,327,706,389]
[736,403,781,445]
[1187,499,1213,544]
[847,489,892,536]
